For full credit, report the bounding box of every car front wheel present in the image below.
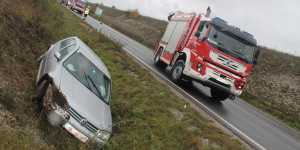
[34,80,49,102]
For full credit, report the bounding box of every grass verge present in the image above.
[0,0,246,149]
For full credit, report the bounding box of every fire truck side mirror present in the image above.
[253,48,261,66]
[195,31,200,37]
[201,37,207,41]
[168,13,175,21]
[198,22,205,32]
[206,23,209,28]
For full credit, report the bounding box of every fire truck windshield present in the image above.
[77,0,86,5]
[207,25,255,64]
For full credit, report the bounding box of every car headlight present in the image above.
[97,130,110,140]
[64,123,89,142]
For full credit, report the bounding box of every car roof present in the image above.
[70,36,111,79]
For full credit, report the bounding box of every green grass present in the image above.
[0,127,47,150]
[0,0,246,149]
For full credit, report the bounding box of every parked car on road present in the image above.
[35,36,112,145]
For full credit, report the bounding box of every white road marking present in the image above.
[229,100,300,147]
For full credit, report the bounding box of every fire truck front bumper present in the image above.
[183,62,242,96]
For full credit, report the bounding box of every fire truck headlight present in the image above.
[235,81,245,90]
[197,62,204,73]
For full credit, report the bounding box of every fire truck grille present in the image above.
[209,50,247,73]
[67,107,99,133]
[217,56,238,70]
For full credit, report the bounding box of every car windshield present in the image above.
[60,38,76,49]
[207,25,255,64]
[58,45,76,60]
[63,51,111,104]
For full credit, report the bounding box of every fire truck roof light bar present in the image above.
[215,17,227,24]
[241,31,254,38]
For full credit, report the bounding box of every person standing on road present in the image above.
[83,6,90,20]
[98,22,103,32]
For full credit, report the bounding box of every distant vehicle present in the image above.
[35,37,112,145]
[70,0,86,13]
[59,0,66,4]
[60,0,72,6]
[154,11,260,101]
[65,0,73,6]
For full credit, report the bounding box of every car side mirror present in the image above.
[253,48,261,66]
[54,51,61,61]
[195,31,200,37]
[37,52,46,62]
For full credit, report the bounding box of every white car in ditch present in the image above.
[35,36,112,145]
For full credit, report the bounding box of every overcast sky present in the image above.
[89,0,300,56]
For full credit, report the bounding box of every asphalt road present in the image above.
[69,6,300,150]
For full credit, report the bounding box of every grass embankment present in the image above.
[89,4,300,132]
[90,5,167,49]
[0,0,245,149]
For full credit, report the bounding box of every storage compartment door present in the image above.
[161,21,177,43]
[165,21,188,54]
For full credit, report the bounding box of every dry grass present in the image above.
[90,4,167,49]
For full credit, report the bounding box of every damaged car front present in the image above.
[35,37,112,145]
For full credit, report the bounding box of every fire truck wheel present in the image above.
[210,88,230,101]
[171,60,185,83]
[154,48,167,69]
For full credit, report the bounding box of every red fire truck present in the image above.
[70,0,86,13]
[154,11,260,101]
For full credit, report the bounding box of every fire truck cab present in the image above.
[154,12,260,101]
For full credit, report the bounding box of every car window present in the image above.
[58,45,76,60]
[60,38,76,49]
[63,51,111,104]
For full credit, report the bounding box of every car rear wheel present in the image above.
[35,80,49,102]
[171,60,185,83]
[210,88,230,101]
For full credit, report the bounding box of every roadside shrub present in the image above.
[127,9,139,19]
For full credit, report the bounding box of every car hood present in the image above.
[59,68,112,130]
